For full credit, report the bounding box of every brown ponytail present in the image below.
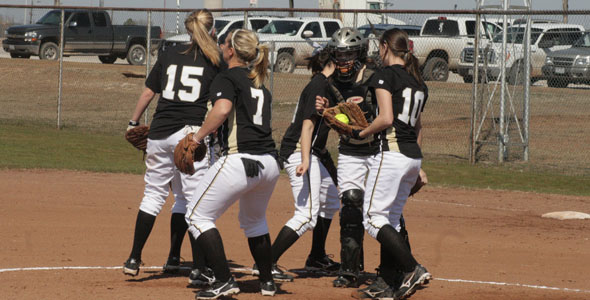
[380,28,424,86]
[230,29,269,88]
[183,9,220,66]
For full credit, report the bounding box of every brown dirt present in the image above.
[1,169,589,300]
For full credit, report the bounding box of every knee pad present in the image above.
[341,189,364,208]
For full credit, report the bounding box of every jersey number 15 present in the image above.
[162,65,204,102]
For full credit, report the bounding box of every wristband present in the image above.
[351,129,362,140]
[129,120,139,126]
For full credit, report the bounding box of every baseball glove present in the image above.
[125,125,149,152]
[323,102,369,136]
[174,133,207,175]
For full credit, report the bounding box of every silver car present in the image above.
[542,31,590,88]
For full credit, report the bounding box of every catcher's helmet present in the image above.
[327,27,368,83]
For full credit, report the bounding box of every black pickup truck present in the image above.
[2,9,161,65]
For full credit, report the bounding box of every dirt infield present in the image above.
[1,169,589,300]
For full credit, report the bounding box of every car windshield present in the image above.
[492,27,543,44]
[214,20,230,33]
[259,20,303,35]
[36,10,72,25]
[573,32,590,47]
[358,27,385,38]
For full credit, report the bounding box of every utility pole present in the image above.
[99,0,104,7]
[562,0,568,23]
[54,0,60,5]
[289,0,294,17]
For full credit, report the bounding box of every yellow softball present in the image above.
[334,113,350,124]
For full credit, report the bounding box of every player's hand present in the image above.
[418,168,428,185]
[295,161,309,177]
[315,96,329,114]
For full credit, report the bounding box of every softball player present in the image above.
[185,28,280,299]
[316,27,379,288]
[354,28,431,299]
[123,9,222,278]
[261,48,340,281]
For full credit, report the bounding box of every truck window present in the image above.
[303,22,322,38]
[422,19,459,36]
[250,20,269,32]
[70,12,91,27]
[36,10,72,25]
[324,21,341,37]
[465,20,476,37]
[228,20,244,31]
[92,12,107,27]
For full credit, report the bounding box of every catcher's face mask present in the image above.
[332,49,362,83]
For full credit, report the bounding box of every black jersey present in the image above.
[145,44,222,140]
[327,71,380,156]
[210,67,276,155]
[280,73,331,159]
[369,65,428,159]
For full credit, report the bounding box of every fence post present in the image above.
[145,11,152,125]
[470,11,482,164]
[353,12,358,28]
[523,7,531,161]
[269,41,275,94]
[57,8,65,130]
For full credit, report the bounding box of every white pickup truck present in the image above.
[410,16,501,81]
[457,23,584,84]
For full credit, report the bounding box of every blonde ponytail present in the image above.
[183,9,220,66]
[230,29,269,88]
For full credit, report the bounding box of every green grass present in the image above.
[0,123,145,174]
[1,123,589,197]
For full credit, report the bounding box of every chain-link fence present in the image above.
[1,5,589,176]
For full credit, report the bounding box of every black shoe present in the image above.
[393,264,432,300]
[333,274,358,288]
[252,263,294,282]
[353,276,392,299]
[195,276,240,299]
[162,256,181,273]
[189,267,216,286]
[123,258,141,276]
[305,254,340,273]
[260,280,277,296]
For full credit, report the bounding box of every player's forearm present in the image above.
[358,90,393,139]
[130,87,156,122]
[416,117,423,147]
[300,119,315,163]
[194,99,232,142]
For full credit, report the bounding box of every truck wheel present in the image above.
[463,75,473,83]
[274,52,295,73]
[548,78,568,88]
[39,42,59,60]
[99,55,117,64]
[10,53,31,59]
[508,62,526,85]
[127,44,146,65]
[423,57,448,81]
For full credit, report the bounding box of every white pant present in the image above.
[139,126,208,216]
[186,153,280,239]
[337,153,372,195]
[363,151,421,239]
[284,152,340,236]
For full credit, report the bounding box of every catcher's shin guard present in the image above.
[339,189,364,278]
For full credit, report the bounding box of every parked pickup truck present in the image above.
[410,16,502,81]
[2,9,161,65]
[542,31,590,88]
[458,23,584,84]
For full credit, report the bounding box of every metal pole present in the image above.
[523,1,531,161]
[57,8,65,129]
[499,0,508,163]
[470,10,482,164]
[243,10,248,29]
[563,0,568,23]
[29,0,33,24]
[145,11,152,125]
[176,0,180,34]
[269,41,275,94]
[353,12,358,28]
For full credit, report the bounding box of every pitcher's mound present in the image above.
[542,211,590,220]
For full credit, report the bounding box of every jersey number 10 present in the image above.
[398,88,425,127]
[162,65,204,102]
